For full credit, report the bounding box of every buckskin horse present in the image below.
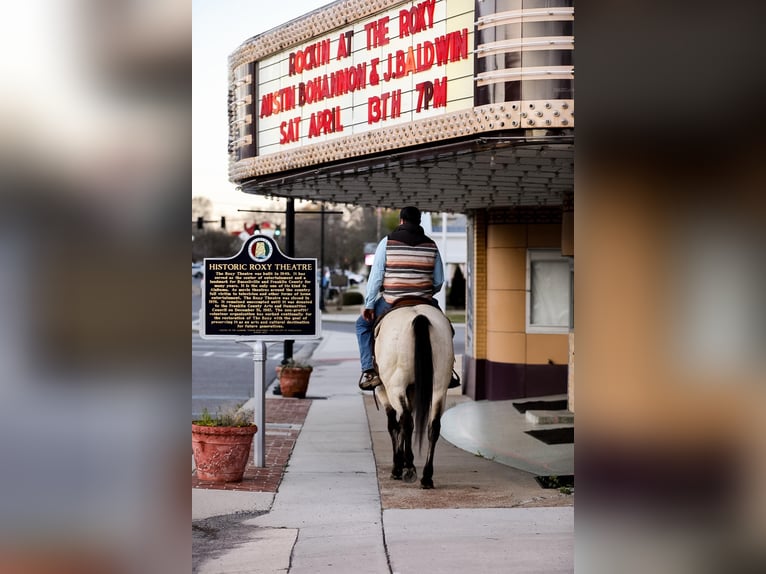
[373,303,454,489]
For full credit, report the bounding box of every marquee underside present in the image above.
[239,132,574,213]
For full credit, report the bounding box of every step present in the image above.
[525,410,575,425]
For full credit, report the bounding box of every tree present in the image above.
[381,209,400,235]
[198,201,398,273]
[292,205,383,272]
[192,229,241,261]
[192,196,213,221]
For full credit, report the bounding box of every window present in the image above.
[526,249,572,334]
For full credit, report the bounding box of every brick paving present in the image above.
[192,398,312,492]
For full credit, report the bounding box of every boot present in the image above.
[358,369,382,391]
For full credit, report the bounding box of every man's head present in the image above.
[399,206,421,225]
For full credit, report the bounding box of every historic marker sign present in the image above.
[200,235,319,340]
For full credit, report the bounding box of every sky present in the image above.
[193,0,333,215]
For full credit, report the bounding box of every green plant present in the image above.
[194,405,254,427]
[474,450,496,461]
[542,475,574,494]
[280,358,313,370]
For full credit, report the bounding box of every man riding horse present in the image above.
[355,206,460,391]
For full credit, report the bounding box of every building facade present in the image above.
[228,0,574,405]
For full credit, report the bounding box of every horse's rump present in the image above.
[374,304,455,488]
[374,304,454,449]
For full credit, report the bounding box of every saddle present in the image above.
[370,297,460,400]
[372,296,430,334]
[373,296,454,337]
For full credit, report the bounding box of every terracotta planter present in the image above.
[192,423,258,482]
[277,366,313,398]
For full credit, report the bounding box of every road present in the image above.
[192,334,301,418]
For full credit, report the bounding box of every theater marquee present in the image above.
[228,0,573,184]
[258,0,473,155]
[230,0,475,160]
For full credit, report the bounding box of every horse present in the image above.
[373,303,455,489]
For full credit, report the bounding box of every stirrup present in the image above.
[448,369,461,389]
[358,370,381,391]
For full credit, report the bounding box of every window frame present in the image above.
[525,248,572,334]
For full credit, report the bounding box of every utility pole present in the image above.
[283,199,296,372]
[320,202,326,311]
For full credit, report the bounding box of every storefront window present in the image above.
[527,249,571,333]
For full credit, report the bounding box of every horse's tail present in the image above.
[412,314,433,453]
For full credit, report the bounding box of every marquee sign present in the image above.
[253,0,474,157]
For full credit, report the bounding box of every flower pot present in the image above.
[277,366,313,398]
[192,423,258,482]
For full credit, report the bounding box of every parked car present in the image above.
[346,270,365,285]
[192,262,204,278]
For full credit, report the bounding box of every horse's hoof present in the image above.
[420,479,434,489]
[391,473,402,480]
[403,468,417,483]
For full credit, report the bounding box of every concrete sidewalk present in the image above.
[192,320,574,573]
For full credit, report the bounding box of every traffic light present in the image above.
[220,216,226,229]
[196,216,203,230]
[274,224,281,236]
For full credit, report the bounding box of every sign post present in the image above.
[249,341,267,466]
[199,235,320,467]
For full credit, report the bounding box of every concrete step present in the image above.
[525,410,575,425]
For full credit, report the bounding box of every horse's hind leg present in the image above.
[421,413,442,489]
[400,410,417,483]
[388,409,416,482]
[386,407,404,480]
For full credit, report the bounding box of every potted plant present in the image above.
[276,359,313,398]
[192,405,257,483]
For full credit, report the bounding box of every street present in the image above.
[192,277,308,418]
[192,334,301,418]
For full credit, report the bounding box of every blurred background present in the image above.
[0,0,189,572]
[576,1,766,572]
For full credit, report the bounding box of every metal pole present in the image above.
[320,202,326,311]
[250,341,267,467]
[284,199,296,365]
[286,199,295,256]
[436,212,448,310]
